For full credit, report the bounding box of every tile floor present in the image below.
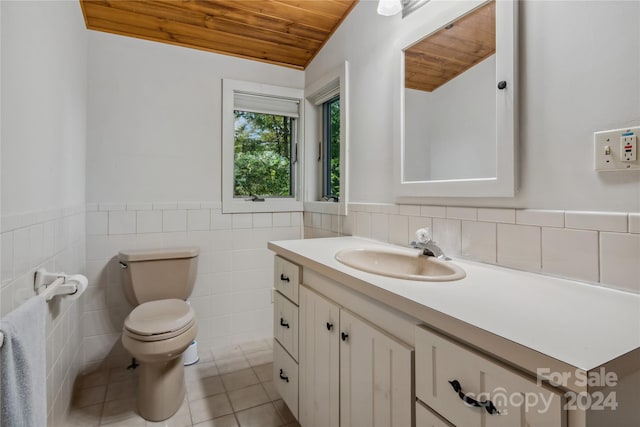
[65,338,300,427]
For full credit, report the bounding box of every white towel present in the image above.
[0,295,47,427]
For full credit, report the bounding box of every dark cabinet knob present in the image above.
[326,322,334,331]
[280,274,290,282]
[497,80,507,90]
[279,369,289,383]
[341,332,349,342]
[280,318,290,329]
[449,379,499,415]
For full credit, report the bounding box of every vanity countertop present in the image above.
[268,236,640,385]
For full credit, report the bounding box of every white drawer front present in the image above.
[274,291,299,361]
[274,256,300,304]
[416,401,453,427]
[415,326,565,427]
[273,339,299,420]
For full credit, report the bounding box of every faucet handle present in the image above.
[415,227,431,244]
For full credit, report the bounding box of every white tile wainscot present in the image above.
[331,204,640,294]
[269,236,640,427]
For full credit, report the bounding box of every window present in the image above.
[223,80,304,213]
[322,96,340,200]
[304,61,348,216]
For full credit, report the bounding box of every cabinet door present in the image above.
[340,309,414,427]
[299,286,340,427]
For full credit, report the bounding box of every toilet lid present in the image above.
[124,299,194,336]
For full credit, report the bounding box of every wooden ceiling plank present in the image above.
[197,0,339,32]
[84,2,313,62]
[271,0,354,19]
[151,0,330,41]
[103,0,323,51]
[170,0,331,42]
[87,17,306,69]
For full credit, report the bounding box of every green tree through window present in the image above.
[323,96,340,199]
[234,111,294,197]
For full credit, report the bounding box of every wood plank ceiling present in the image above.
[80,0,358,70]
[405,0,495,92]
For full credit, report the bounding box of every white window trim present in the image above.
[304,61,349,216]
[222,79,304,214]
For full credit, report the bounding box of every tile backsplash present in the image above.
[304,203,640,294]
[83,201,301,370]
[1,205,86,426]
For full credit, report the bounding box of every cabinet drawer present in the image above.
[273,339,299,420]
[274,256,300,304]
[416,401,453,427]
[415,326,565,427]
[274,291,299,361]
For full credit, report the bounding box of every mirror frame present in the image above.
[396,0,518,198]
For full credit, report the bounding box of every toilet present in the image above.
[118,247,199,422]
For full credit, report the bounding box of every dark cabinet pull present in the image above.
[280,274,290,282]
[326,322,334,331]
[280,318,290,329]
[449,380,499,415]
[497,80,507,90]
[341,332,349,342]
[279,369,289,383]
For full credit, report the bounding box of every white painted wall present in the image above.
[87,31,304,204]
[405,56,496,181]
[2,0,87,215]
[308,0,640,211]
[1,1,87,425]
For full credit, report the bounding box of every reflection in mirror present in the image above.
[403,1,497,182]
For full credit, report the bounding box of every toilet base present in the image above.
[137,356,185,421]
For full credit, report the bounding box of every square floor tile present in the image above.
[221,368,259,391]
[185,361,219,382]
[216,356,250,375]
[65,403,102,426]
[193,414,238,427]
[261,381,280,401]
[228,384,270,412]
[246,350,272,367]
[75,370,109,390]
[105,379,137,402]
[252,363,272,383]
[72,385,106,408]
[189,393,234,424]
[187,376,226,401]
[101,397,139,425]
[235,403,282,427]
[211,345,243,361]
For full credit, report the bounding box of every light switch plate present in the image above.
[594,126,640,171]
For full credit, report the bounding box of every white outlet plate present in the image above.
[594,126,640,171]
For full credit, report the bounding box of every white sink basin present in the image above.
[335,248,466,282]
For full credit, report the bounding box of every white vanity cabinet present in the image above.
[415,326,565,427]
[298,285,414,427]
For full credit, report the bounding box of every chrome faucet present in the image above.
[410,240,451,260]
[410,228,451,260]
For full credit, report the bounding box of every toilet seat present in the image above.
[124,299,195,342]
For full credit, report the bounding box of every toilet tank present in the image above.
[118,247,199,305]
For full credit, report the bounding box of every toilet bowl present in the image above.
[118,247,199,422]
[122,299,197,421]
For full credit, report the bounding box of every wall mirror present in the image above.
[397,0,518,198]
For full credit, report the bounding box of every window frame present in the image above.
[322,95,340,200]
[304,61,349,216]
[222,79,304,214]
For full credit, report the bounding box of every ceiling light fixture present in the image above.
[377,0,403,16]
